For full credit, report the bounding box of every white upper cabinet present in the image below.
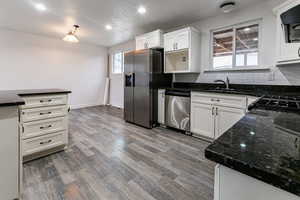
[274,0,300,65]
[164,27,201,73]
[135,30,163,50]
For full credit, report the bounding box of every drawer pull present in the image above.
[40,140,52,145]
[40,112,52,115]
[40,125,52,129]
[40,99,53,103]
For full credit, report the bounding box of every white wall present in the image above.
[175,0,300,85]
[0,29,108,109]
[108,40,135,108]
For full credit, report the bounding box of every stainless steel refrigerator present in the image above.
[124,48,172,128]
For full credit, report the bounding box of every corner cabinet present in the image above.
[164,27,201,73]
[136,30,164,50]
[191,92,247,140]
[274,0,300,65]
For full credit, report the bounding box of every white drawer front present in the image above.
[21,94,67,109]
[21,105,68,122]
[22,131,67,156]
[22,117,67,139]
[192,92,246,109]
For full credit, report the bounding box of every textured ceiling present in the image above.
[0,0,264,47]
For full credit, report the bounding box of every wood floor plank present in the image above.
[22,106,215,200]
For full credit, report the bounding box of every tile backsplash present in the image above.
[174,64,300,85]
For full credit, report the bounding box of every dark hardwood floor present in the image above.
[22,106,215,200]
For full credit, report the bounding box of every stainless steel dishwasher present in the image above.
[165,89,191,133]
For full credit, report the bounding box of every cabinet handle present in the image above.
[40,139,52,145]
[40,125,52,129]
[40,99,52,103]
[212,107,215,115]
[40,111,52,115]
[216,107,218,115]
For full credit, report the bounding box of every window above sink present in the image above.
[209,20,262,71]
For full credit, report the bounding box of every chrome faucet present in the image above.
[214,77,230,90]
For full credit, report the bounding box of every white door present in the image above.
[191,102,215,139]
[157,90,165,124]
[215,106,245,139]
[164,33,175,52]
[175,30,189,50]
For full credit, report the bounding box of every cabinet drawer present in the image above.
[22,117,67,139]
[21,105,68,122]
[21,94,67,109]
[192,92,246,109]
[22,131,67,156]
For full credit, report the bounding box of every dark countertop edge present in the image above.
[17,90,72,96]
[0,89,71,107]
[205,147,300,197]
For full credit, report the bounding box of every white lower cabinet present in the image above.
[214,106,244,139]
[20,94,69,162]
[215,165,300,200]
[191,102,215,138]
[191,92,247,140]
[158,89,165,125]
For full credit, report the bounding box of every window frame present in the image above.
[209,19,262,71]
[112,52,124,74]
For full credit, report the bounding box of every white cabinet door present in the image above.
[158,90,165,124]
[164,33,176,52]
[136,36,146,50]
[175,30,189,50]
[215,106,245,139]
[191,102,215,139]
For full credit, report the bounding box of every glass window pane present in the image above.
[236,24,259,67]
[113,52,123,73]
[236,54,245,66]
[213,29,233,69]
[247,52,258,66]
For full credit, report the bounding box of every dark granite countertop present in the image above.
[205,109,300,196]
[0,89,71,107]
[163,82,300,97]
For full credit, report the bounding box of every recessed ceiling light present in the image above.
[34,3,47,12]
[244,27,251,32]
[220,2,236,13]
[253,38,258,41]
[105,25,112,30]
[138,6,147,14]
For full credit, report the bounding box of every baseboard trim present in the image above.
[70,104,103,110]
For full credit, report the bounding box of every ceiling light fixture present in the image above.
[253,38,258,41]
[138,6,147,14]
[63,25,80,43]
[35,3,47,12]
[105,24,112,30]
[220,2,236,13]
